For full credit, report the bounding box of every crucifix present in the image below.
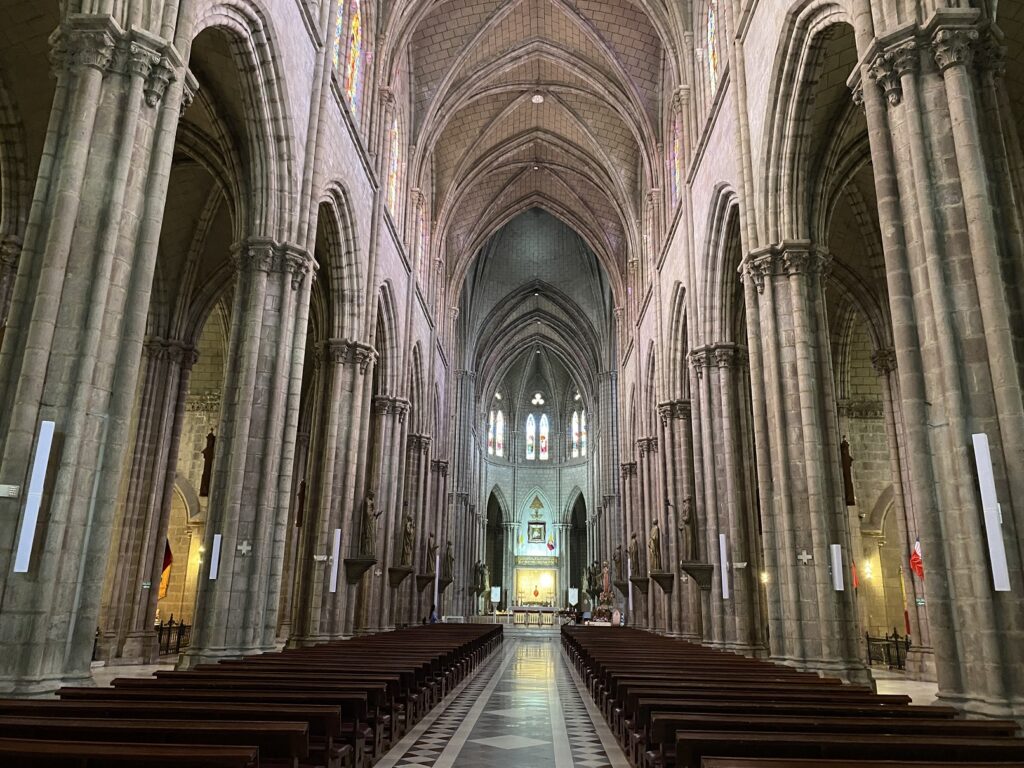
[237,540,252,557]
[797,550,813,566]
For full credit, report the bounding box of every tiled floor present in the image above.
[375,638,629,768]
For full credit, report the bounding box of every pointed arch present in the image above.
[177,1,299,241]
[562,485,586,525]
[374,281,400,395]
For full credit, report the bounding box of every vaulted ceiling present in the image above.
[384,0,682,297]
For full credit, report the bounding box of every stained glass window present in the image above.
[488,411,495,455]
[343,0,364,111]
[387,115,401,212]
[571,411,580,458]
[581,410,588,457]
[539,415,549,461]
[707,2,720,96]
[495,411,505,457]
[526,414,536,460]
[332,2,344,72]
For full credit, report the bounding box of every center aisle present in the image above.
[376,636,629,768]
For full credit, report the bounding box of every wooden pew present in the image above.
[671,731,1024,768]
[0,699,353,768]
[0,737,259,767]
[0,716,306,768]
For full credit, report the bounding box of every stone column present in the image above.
[98,337,196,664]
[276,428,309,642]
[742,244,868,682]
[557,521,571,607]
[0,17,184,694]
[0,235,21,328]
[180,239,315,667]
[620,462,640,625]
[714,345,763,653]
[660,399,700,639]
[863,24,1024,716]
[691,348,725,646]
[290,339,375,644]
[872,347,935,680]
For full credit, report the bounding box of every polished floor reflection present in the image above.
[375,637,628,768]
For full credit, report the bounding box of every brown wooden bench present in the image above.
[674,731,1024,768]
[0,737,259,767]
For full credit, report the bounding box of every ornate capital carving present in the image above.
[871,346,898,376]
[323,338,376,372]
[781,246,830,277]
[713,345,739,369]
[59,22,118,74]
[689,347,713,379]
[143,337,197,368]
[234,239,316,289]
[869,42,918,106]
[672,85,689,111]
[145,54,176,107]
[181,69,199,115]
[851,83,865,112]
[431,459,449,476]
[975,33,1006,76]
[932,27,978,72]
[741,250,775,294]
[620,461,637,478]
[0,235,22,269]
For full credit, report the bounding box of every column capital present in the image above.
[233,238,317,288]
[323,338,376,372]
[869,41,918,106]
[871,346,898,376]
[143,337,198,368]
[658,399,691,423]
[454,369,476,380]
[672,85,690,110]
[0,235,22,268]
[620,461,637,477]
[431,459,449,476]
[931,26,978,72]
[689,346,713,378]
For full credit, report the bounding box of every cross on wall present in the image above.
[237,540,252,557]
[797,550,813,565]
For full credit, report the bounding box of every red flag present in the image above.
[851,559,859,590]
[909,538,924,581]
[159,540,173,599]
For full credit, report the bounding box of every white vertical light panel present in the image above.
[329,528,342,593]
[627,556,633,612]
[13,420,56,573]
[208,533,223,579]
[830,544,845,591]
[719,534,730,599]
[972,433,1011,592]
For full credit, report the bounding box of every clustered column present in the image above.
[181,239,315,667]
[741,244,867,682]
[99,338,197,664]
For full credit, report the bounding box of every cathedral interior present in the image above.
[0,0,1023,763]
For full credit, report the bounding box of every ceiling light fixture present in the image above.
[531,92,545,104]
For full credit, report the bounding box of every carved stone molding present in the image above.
[0,235,22,269]
[373,395,411,421]
[620,462,637,478]
[143,337,197,369]
[844,400,885,420]
[234,239,316,289]
[186,392,222,413]
[869,42,918,107]
[658,399,691,424]
[323,338,376,372]
[181,69,199,115]
[431,459,449,476]
[932,27,978,72]
[871,347,898,376]
[975,33,1006,76]
[689,347,713,378]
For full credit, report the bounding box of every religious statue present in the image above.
[400,511,416,566]
[649,519,663,572]
[601,560,611,595]
[443,540,455,580]
[199,430,216,497]
[628,532,642,576]
[841,436,856,507]
[678,498,697,561]
[473,560,485,592]
[359,492,382,557]
[482,563,490,592]
[613,544,624,581]
[425,533,438,574]
[589,560,601,595]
